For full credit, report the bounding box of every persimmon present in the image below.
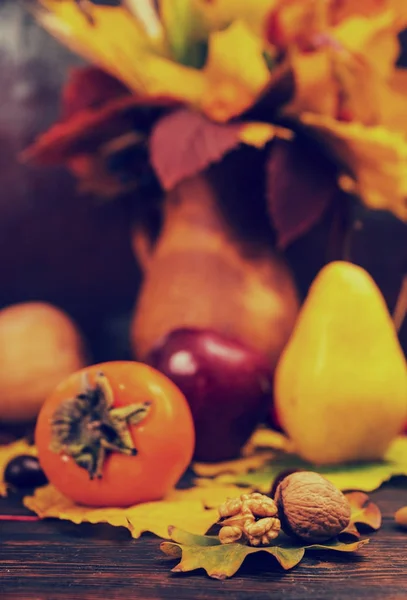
[35,361,195,507]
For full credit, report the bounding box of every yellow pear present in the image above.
[275,261,407,464]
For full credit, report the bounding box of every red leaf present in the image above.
[266,137,339,248]
[61,66,131,122]
[149,109,244,191]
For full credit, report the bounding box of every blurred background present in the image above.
[0,0,406,363]
[0,1,141,361]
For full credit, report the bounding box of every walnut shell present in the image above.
[274,471,351,543]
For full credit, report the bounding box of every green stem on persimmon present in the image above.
[50,371,150,480]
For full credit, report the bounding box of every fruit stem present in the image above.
[50,371,151,480]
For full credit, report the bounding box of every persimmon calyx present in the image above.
[49,371,151,479]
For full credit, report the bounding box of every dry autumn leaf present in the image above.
[204,436,407,494]
[0,440,37,497]
[160,527,369,579]
[340,492,382,540]
[346,492,382,531]
[299,114,407,222]
[267,137,340,249]
[23,482,248,539]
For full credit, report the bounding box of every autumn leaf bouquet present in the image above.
[22,1,407,359]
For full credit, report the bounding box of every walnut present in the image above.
[218,493,281,546]
[274,471,351,543]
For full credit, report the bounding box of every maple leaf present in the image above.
[0,440,37,497]
[150,108,291,191]
[266,137,340,248]
[161,527,369,579]
[23,482,248,539]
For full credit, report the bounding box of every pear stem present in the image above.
[393,275,407,333]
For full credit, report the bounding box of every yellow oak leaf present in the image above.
[23,482,245,539]
[0,440,37,497]
[300,113,407,222]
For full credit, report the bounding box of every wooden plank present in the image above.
[1,482,407,599]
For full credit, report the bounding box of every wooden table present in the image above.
[1,481,407,600]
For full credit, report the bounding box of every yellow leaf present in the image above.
[23,482,245,539]
[193,428,294,478]
[249,427,296,453]
[333,11,400,79]
[332,0,407,30]
[191,0,278,36]
[284,49,339,118]
[238,122,293,148]
[32,1,206,105]
[0,440,38,496]
[300,113,407,222]
[201,21,270,122]
[208,436,407,494]
[378,69,407,134]
[193,452,276,478]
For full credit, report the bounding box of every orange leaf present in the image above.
[333,11,401,79]
[345,491,382,531]
[284,49,339,118]
[332,0,407,29]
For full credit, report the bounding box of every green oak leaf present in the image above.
[160,527,369,579]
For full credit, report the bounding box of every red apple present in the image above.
[146,328,273,462]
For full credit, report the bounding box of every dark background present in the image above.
[0,2,406,360]
[0,2,140,361]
